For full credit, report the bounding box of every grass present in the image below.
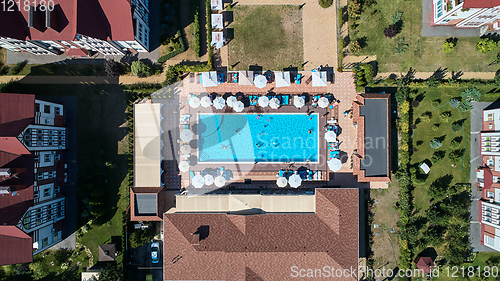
[354,0,499,72]
[0,83,130,270]
[410,86,475,217]
[228,5,304,71]
[370,180,400,270]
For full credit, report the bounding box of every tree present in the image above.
[131,61,152,77]
[449,98,460,109]
[440,112,451,122]
[461,87,482,101]
[442,41,455,53]
[431,150,445,164]
[383,24,398,38]
[347,0,361,20]
[450,139,461,149]
[451,122,462,132]
[105,59,121,78]
[98,264,123,281]
[430,138,442,149]
[130,227,156,248]
[318,0,333,8]
[350,40,361,54]
[448,149,464,165]
[476,38,498,53]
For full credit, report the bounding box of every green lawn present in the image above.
[228,5,303,71]
[353,0,499,72]
[410,86,475,215]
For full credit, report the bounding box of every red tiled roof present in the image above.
[0,137,30,157]
[416,257,434,274]
[130,187,164,222]
[0,0,134,42]
[163,189,359,281]
[0,226,32,266]
[0,93,34,124]
[463,0,500,8]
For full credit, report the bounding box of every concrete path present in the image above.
[0,75,164,84]
[235,0,338,69]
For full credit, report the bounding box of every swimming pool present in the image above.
[197,113,318,163]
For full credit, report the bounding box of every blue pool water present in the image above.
[197,114,318,162]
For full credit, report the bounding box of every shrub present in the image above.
[476,38,498,53]
[430,138,442,149]
[193,0,200,58]
[461,87,482,101]
[432,150,446,164]
[432,124,439,131]
[385,78,395,85]
[425,76,439,87]
[347,0,361,20]
[450,139,461,149]
[131,61,152,77]
[495,72,500,86]
[392,11,403,24]
[420,112,432,123]
[431,99,441,107]
[11,60,27,74]
[384,24,398,38]
[440,112,451,122]
[449,98,460,109]
[460,100,473,111]
[395,37,408,54]
[158,30,186,63]
[400,100,410,114]
[105,59,121,78]
[319,0,333,8]
[339,37,345,50]
[448,149,464,165]
[451,122,462,132]
[476,38,498,54]
[338,7,344,27]
[130,227,156,248]
[442,41,455,53]
[350,40,361,54]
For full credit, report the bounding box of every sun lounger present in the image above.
[190,171,195,178]
[327,118,336,124]
[318,171,322,180]
[296,73,302,84]
[282,95,289,105]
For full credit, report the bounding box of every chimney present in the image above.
[190,233,200,245]
[0,186,11,195]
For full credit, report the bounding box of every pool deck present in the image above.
[163,71,359,189]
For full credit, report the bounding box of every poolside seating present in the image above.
[330,151,340,159]
[180,114,191,125]
[296,73,302,84]
[190,171,195,178]
[327,117,336,124]
[281,95,290,105]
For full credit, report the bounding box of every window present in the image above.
[34,155,40,163]
[55,107,61,115]
[44,105,50,114]
[44,154,51,162]
[54,186,60,193]
[37,173,43,180]
[488,191,495,198]
[44,188,50,197]
[486,206,492,211]
[42,237,48,247]
[35,103,40,112]
[34,190,39,199]
[55,154,60,161]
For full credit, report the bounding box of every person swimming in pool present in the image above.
[221,145,230,150]
[308,129,312,134]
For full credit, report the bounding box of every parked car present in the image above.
[151,242,159,264]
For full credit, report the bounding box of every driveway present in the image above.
[469,101,495,252]
[131,240,163,281]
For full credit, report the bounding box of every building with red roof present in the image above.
[477,102,500,251]
[163,188,359,281]
[0,0,149,56]
[432,0,500,30]
[0,93,69,265]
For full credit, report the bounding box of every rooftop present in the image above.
[163,188,359,281]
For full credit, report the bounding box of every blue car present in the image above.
[151,242,159,264]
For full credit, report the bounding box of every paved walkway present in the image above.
[0,75,164,84]
[235,0,338,69]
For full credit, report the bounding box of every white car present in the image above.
[151,242,159,264]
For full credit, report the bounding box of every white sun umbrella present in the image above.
[204,174,214,186]
[277,177,288,187]
[214,175,226,187]
[269,97,280,109]
[201,96,212,108]
[324,130,337,142]
[189,96,201,108]
[192,174,205,188]
[288,173,302,188]
[213,96,226,109]
[293,96,305,109]
[180,129,194,142]
[226,96,237,107]
[254,75,267,89]
[178,161,190,172]
[233,101,244,112]
[180,144,191,155]
[327,158,342,172]
[318,96,329,108]
[258,96,269,107]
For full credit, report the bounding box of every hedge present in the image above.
[158,30,186,64]
[193,0,201,57]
